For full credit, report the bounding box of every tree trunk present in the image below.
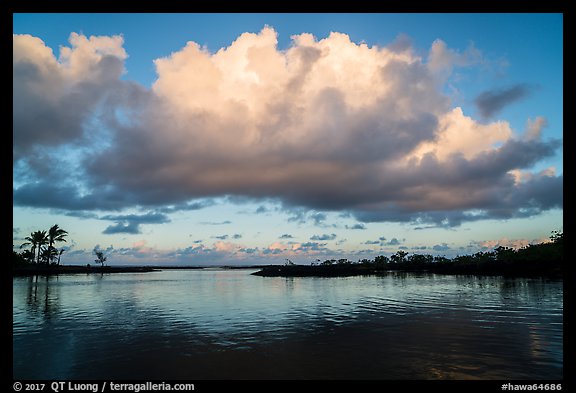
[48,242,54,265]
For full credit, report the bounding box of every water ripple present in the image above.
[13,271,563,380]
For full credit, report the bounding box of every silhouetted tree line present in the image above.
[14,225,68,267]
[13,225,113,270]
[254,231,563,277]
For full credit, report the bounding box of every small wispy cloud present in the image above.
[475,84,533,118]
[200,220,232,225]
[364,236,403,247]
[310,233,337,241]
[432,243,451,251]
[345,223,366,230]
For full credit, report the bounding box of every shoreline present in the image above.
[251,262,563,279]
[12,261,562,279]
[12,265,159,276]
[11,264,267,276]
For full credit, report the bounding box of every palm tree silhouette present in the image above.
[57,249,65,265]
[21,230,48,265]
[40,247,58,264]
[47,225,68,265]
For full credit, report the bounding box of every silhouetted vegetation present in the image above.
[16,225,68,267]
[47,225,68,265]
[20,230,48,265]
[93,247,107,268]
[253,231,563,278]
[14,226,155,275]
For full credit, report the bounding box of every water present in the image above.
[13,270,563,380]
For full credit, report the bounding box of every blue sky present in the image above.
[13,13,563,265]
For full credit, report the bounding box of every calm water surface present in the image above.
[13,269,563,380]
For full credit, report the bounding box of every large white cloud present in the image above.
[13,27,562,227]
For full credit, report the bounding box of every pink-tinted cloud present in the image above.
[13,28,562,227]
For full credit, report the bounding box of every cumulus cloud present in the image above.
[427,39,481,80]
[310,233,337,241]
[13,28,562,228]
[13,33,128,159]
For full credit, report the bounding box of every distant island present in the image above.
[253,231,563,278]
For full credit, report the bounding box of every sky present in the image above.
[12,13,563,266]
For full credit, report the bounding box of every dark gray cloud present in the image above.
[13,182,137,211]
[101,212,170,224]
[157,200,216,213]
[351,137,562,228]
[101,212,170,235]
[433,243,451,251]
[211,234,242,240]
[364,236,403,246]
[345,224,366,230]
[13,59,122,159]
[475,84,533,118]
[103,222,140,234]
[279,234,294,239]
[262,248,282,255]
[299,242,328,251]
[255,206,269,214]
[285,209,328,225]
